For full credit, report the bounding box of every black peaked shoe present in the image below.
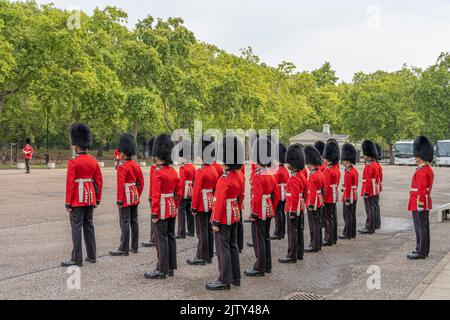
[206,281,231,291]
[109,250,129,257]
[141,241,156,248]
[168,270,175,277]
[144,271,166,279]
[358,229,374,235]
[187,257,206,266]
[407,253,426,260]
[304,247,318,253]
[85,257,96,264]
[232,279,241,287]
[61,260,82,267]
[244,269,265,277]
[279,257,297,264]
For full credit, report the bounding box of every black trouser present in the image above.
[364,197,376,233]
[70,206,96,264]
[118,205,139,252]
[412,211,430,257]
[177,198,194,237]
[237,216,244,252]
[374,195,381,229]
[323,203,336,245]
[25,158,31,173]
[273,201,286,238]
[215,223,241,285]
[154,218,177,274]
[251,218,272,272]
[308,209,321,251]
[343,202,357,239]
[150,219,156,243]
[287,212,304,261]
[195,212,214,260]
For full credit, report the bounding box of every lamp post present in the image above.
[10,143,16,166]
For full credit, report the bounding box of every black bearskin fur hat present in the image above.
[154,134,174,164]
[25,138,31,145]
[362,140,378,159]
[286,144,305,171]
[178,139,193,161]
[252,137,273,167]
[314,141,325,157]
[413,136,434,163]
[305,145,323,166]
[70,123,92,150]
[222,136,244,171]
[376,143,383,161]
[118,133,137,157]
[323,140,340,165]
[278,143,287,164]
[341,143,357,165]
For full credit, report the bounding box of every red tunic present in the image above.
[148,165,156,202]
[361,161,379,198]
[211,162,224,180]
[211,170,245,226]
[151,165,180,220]
[237,168,246,210]
[23,145,34,159]
[192,164,219,213]
[342,166,359,204]
[65,153,103,208]
[179,163,196,199]
[373,161,383,194]
[408,164,434,212]
[275,164,290,202]
[117,159,144,207]
[285,170,307,216]
[323,163,341,204]
[306,168,325,210]
[250,167,281,220]
[114,149,122,161]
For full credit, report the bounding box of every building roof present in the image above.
[289,129,349,143]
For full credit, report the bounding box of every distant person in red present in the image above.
[110,133,144,257]
[62,123,103,267]
[272,143,289,241]
[114,148,122,170]
[22,138,34,174]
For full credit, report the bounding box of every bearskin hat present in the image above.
[25,138,31,145]
[178,139,193,161]
[222,136,244,171]
[341,143,357,165]
[70,123,92,150]
[376,144,383,161]
[362,140,378,159]
[147,137,155,157]
[314,141,325,157]
[118,133,136,157]
[199,134,217,163]
[252,137,274,167]
[323,140,340,165]
[413,136,434,163]
[153,134,174,164]
[286,144,305,171]
[278,143,287,164]
[305,145,323,166]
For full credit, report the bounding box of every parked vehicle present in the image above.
[436,140,450,167]
[394,141,415,166]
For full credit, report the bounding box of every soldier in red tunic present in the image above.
[206,136,245,290]
[407,136,434,260]
[142,137,157,248]
[322,140,341,246]
[359,140,379,235]
[339,144,359,240]
[61,123,103,267]
[22,138,34,174]
[304,145,326,253]
[114,148,122,170]
[272,143,289,241]
[245,137,280,277]
[279,144,307,263]
[144,134,180,279]
[314,141,327,172]
[187,136,219,265]
[110,133,144,257]
[374,144,384,230]
[176,140,196,239]
[237,164,246,253]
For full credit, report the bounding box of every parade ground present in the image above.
[1,165,450,300]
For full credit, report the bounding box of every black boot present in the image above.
[168,270,175,277]
[206,281,231,291]
[141,241,156,248]
[144,270,166,279]
[109,250,129,257]
[407,253,426,260]
[279,257,297,264]
[304,247,318,253]
[244,269,265,277]
[61,260,82,267]
[187,257,206,266]
[232,279,241,287]
[85,257,96,264]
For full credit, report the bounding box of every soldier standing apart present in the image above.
[359,140,379,235]
[339,144,359,240]
[187,135,218,265]
[407,136,434,260]
[176,140,196,239]
[322,140,341,246]
[110,133,144,257]
[22,138,34,174]
[145,134,180,279]
[62,123,103,267]
[245,137,280,277]
[314,141,326,245]
[142,137,157,248]
[237,165,246,253]
[374,144,384,230]
[279,144,307,264]
[304,146,326,253]
[114,148,122,170]
[272,143,289,241]
[206,136,245,291]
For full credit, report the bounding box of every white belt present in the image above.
[125,183,136,205]
[184,180,193,199]
[226,198,238,225]
[331,184,338,203]
[411,188,418,192]
[279,183,287,201]
[75,179,93,203]
[202,189,214,211]
[160,193,174,220]
[314,190,322,211]
[296,193,304,216]
[262,194,271,221]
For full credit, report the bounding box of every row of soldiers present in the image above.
[61,123,435,291]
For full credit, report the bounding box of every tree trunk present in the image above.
[132,123,139,141]
[388,143,394,165]
[162,98,174,132]
[97,141,104,160]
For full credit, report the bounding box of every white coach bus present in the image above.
[436,140,450,167]
[394,141,415,166]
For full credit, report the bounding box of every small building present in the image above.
[289,124,350,148]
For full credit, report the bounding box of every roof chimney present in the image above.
[323,124,331,135]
